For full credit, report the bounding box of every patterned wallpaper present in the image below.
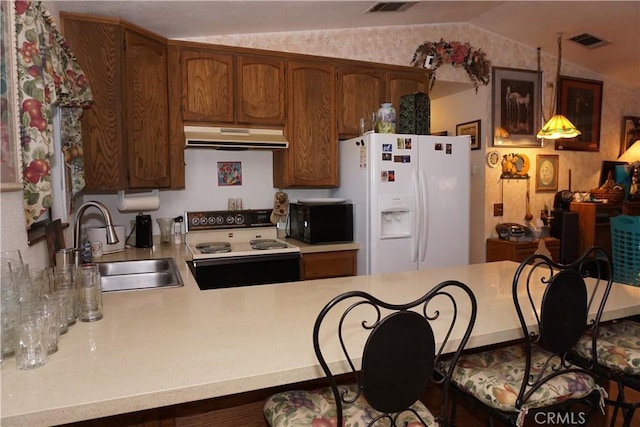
[185,22,640,261]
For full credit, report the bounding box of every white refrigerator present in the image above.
[332,133,470,275]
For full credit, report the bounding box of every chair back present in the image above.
[512,247,613,409]
[313,280,477,426]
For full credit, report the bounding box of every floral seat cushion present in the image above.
[445,344,599,414]
[263,383,436,426]
[574,320,640,375]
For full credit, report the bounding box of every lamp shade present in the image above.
[536,114,581,139]
[618,140,640,163]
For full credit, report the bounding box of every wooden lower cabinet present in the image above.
[486,237,561,263]
[300,250,357,280]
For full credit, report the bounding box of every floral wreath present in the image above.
[411,39,491,93]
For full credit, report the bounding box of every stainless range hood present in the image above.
[184,126,288,150]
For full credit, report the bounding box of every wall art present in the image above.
[491,67,542,147]
[1,2,21,191]
[456,119,481,150]
[554,76,603,152]
[217,162,242,186]
[535,154,559,192]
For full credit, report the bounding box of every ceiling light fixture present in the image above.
[536,34,581,140]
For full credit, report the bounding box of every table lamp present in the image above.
[619,140,640,201]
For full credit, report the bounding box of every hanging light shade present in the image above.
[537,34,580,140]
[536,114,581,139]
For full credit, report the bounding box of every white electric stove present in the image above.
[184,209,300,290]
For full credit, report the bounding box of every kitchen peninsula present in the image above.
[2,245,640,426]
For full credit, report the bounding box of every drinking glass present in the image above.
[77,264,103,322]
[156,218,174,244]
[1,260,20,360]
[53,266,78,326]
[15,312,48,369]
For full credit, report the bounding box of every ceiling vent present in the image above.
[367,2,416,13]
[568,33,610,49]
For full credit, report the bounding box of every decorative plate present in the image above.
[514,153,530,176]
[487,150,501,168]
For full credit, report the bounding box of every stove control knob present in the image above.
[198,217,207,225]
[226,215,234,224]
[235,214,245,225]
[207,216,216,225]
[191,217,200,226]
[216,216,224,224]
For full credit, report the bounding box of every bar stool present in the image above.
[573,319,640,426]
[444,247,612,426]
[263,280,478,427]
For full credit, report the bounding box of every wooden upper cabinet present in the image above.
[60,13,172,190]
[337,67,385,138]
[236,56,285,125]
[178,47,285,126]
[274,60,337,188]
[385,70,428,115]
[123,30,170,188]
[180,49,234,123]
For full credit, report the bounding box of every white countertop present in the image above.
[1,244,639,426]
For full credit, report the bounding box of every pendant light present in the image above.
[536,34,581,139]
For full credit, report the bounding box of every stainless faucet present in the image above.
[73,201,119,265]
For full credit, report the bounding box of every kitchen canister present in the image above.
[376,103,396,133]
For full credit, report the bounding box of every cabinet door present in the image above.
[275,61,337,188]
[60,17,127,190]
[124,30,171,188]
[181,49,234,123]
[236,55,285,125]
[337,67,384,137]
[385,70,428,114]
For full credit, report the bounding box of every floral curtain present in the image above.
[14,0,92,226]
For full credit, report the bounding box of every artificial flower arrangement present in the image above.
[411,39,491,93]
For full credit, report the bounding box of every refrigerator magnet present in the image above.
[381,171,388,182]
[446,144,452,154]
[382,153,391,161]
[388,171,395,181]
[435,143,443,151]
[382,144,392,152]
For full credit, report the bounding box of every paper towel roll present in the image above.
[117,190,160,212]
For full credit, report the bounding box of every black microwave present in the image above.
[288,202,353,244]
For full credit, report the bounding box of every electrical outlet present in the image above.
[493,203,504,217]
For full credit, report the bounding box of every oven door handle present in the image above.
[192,252,301,268]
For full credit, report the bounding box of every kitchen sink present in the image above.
[97,258,183,292]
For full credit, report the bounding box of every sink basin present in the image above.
[97,258,183,292]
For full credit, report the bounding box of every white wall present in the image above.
[81,149,331,237]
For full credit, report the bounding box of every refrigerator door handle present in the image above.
[419,170,429,262]
[412,170,421,263]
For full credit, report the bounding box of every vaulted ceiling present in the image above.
[44,1,640,89]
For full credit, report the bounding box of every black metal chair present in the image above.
[263,280,478,427]
[573,317,640,427]
[445,247,612,427]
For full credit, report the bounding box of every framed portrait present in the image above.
[535,154,559,192]
[456,119,481,150]
[554,76,603,152]
[1,2,22,191]
[620,116,640,157]
[491,67,542,147]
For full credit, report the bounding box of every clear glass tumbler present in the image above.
[77,264,103,322]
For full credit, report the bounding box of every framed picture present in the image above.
[620,116,640,157]
[554,76,603,152]
[535,154,559,192]
[217,162,242,186]
[491,67,542,147]
[1,2,22,192]
[456,119,481,150]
